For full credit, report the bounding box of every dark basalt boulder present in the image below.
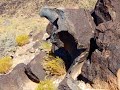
[44,8,95,70]
[81,0,120,89]
[45,8,95,49]
[0,63,27,90]
[25,52,46,83]
[58,75,80,90]
[41,0,120,89]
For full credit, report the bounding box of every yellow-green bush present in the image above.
[39,41,52,53]
[42,55,66,76]
[0,56,13,74]
[16,34,30,46]
[36,79,56,90]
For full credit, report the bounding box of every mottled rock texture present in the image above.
[81,0,120,89]
[43,0,120,89]
[0,64,27,90]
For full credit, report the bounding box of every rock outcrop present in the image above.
[41,0,120,89]
[25,52,46,83]
[44,7,95,70]
[0,0,120,90]
[81,0,120,89]
[0,64,28,90]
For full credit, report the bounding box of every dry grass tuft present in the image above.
[0,56,13,74]
[16,34,30,46]
[35,79,56,90]
[78,0,97,9]
[39,41,52,53]
[42,55,66,76]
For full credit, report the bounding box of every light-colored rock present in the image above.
[78,81,92,90]
[117,69,120,90]
[22,81,38,90]
[42,33,50,41]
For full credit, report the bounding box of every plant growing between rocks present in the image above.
[42,55,66,76]
[39,41,52,53]
[35,79,56,90]
[0,56,13,74]
[16,34,30,46]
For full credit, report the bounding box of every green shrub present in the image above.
[36,79,56,90]
[16,34,30,46]
[0,56,13,74]
[42,55,66,76]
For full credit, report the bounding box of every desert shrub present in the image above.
[36,79,56,90]
[42,55,66,76]
[39,41,52,53]
[16,34,30,46]
[0,56,13,74]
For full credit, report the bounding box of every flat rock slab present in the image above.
[58,75,80,90]
[25,51,46,83]
[0,63,29,90]
[64,9,95,47]
[80,0,120,89]
[0,53,47,90]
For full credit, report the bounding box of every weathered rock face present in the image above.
[0,64,28,90]
[45,8,95,70]
[25,52,46,83]
[64,9,95,46]
[81,0,120,89]
[46,8,95,48]
[42,0,120,89]
[58,75,80,90]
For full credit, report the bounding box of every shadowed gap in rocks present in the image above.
[87,38,103,63]
[91,0,112,26]
[77,74,94,84]
[53,31,86,70]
